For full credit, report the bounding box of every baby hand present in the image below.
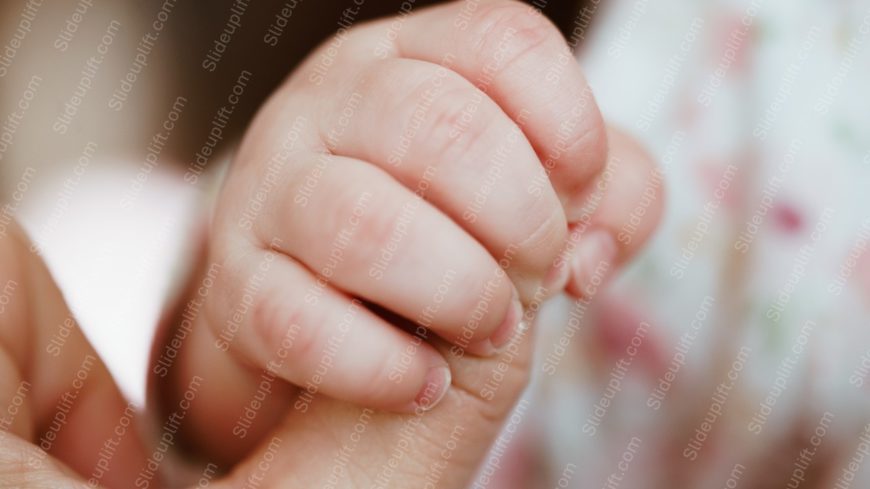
[159,0,663,463]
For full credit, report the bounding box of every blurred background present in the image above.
[1,0,869,488]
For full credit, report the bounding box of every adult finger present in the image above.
[0,222,150,488]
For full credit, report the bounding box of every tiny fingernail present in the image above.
[491,290,523,350]
[466,288,522,356]
[414,366,451,412]
[542,254,571,294]
[567,230,617,298]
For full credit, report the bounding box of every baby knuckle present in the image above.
[338,191,402,270]
[470,1,562,75]
[253,290,319,361]
[353,58,399,94]
[421,86,493,166]
[363,60,492,167]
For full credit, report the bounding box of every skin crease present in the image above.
[0,1,663,488]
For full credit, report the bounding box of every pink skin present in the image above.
[169,0,665,467]
[0,2,665,487]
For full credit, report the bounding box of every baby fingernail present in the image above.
[414,365,452,412]
[466,289,523,356]
[542,254,571,294]
[567,230,617,298]
[491,290,523,350]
